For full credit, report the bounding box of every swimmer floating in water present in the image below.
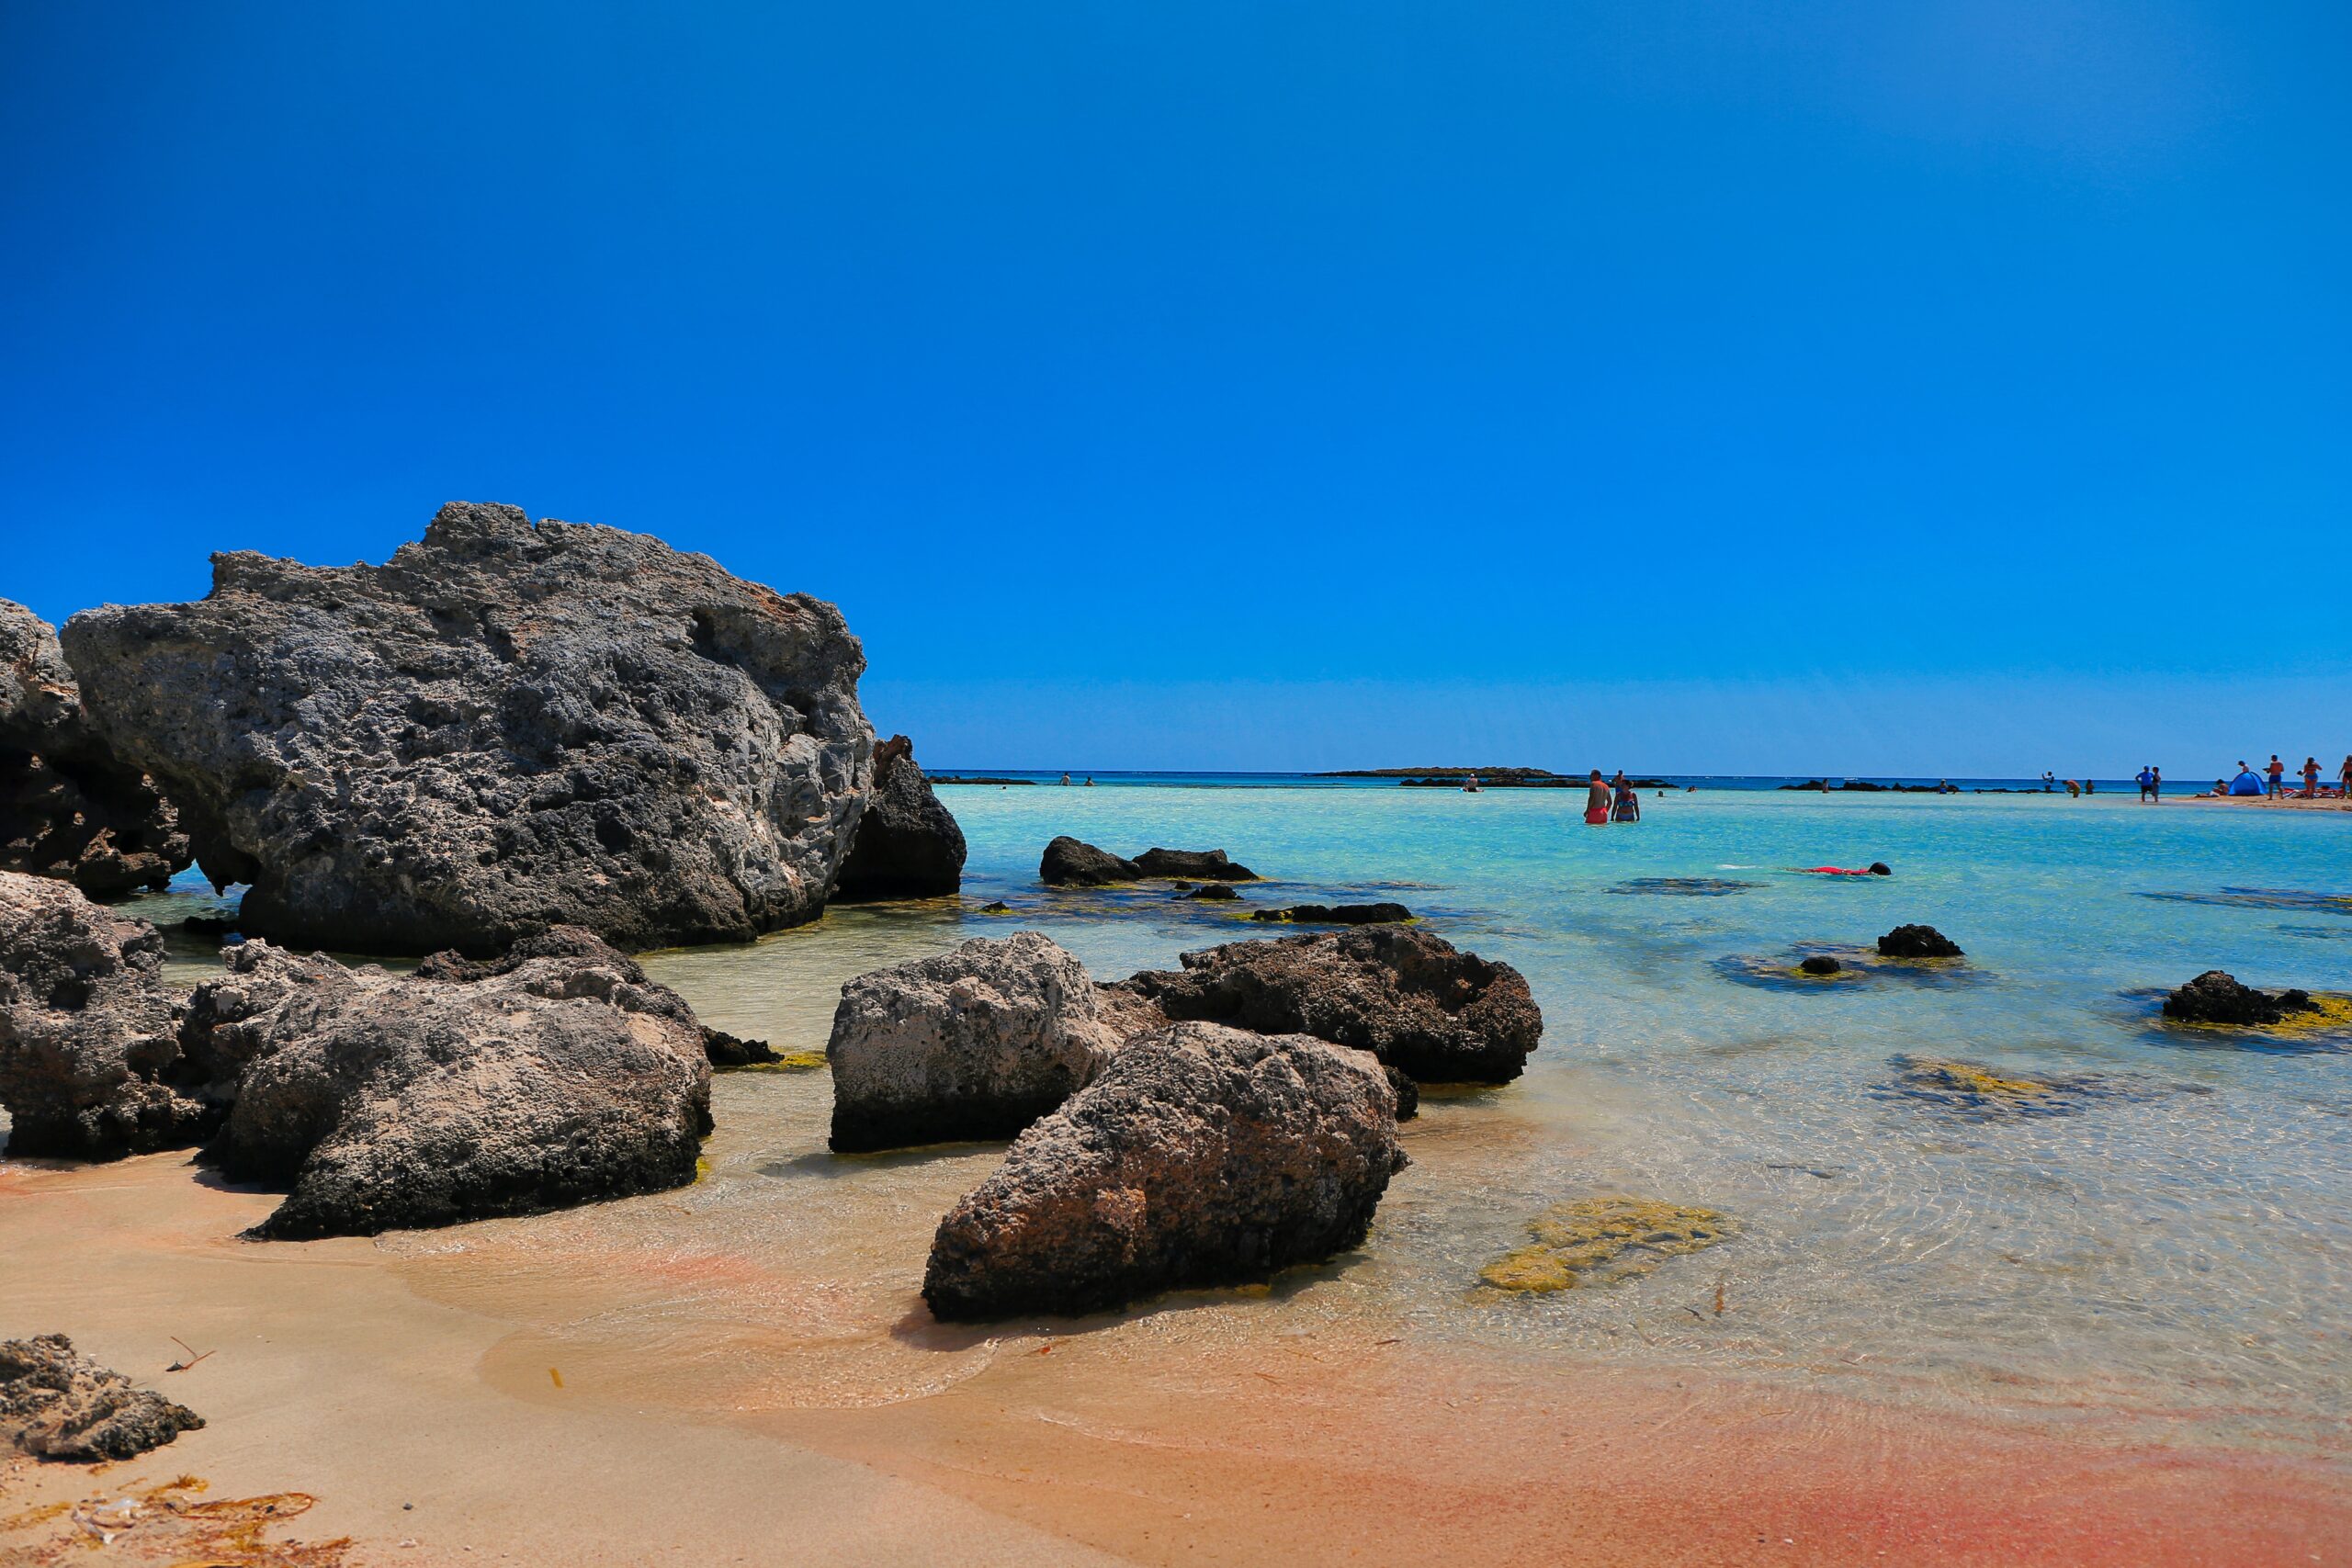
[1794,862,1892,877]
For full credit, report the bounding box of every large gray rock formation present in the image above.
[0,872,210,1158]
[1039,836,1139,886]
[1,1335,204,1461]
[828,931,1120,1152]
[831,735,966,900]
[923,1021,1407,1320]
[61,502,875,954]
[0,601,189,897]
[197,927,713,1238]
[1108,926,1542,1084]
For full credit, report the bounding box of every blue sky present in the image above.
[3,3,2345,774]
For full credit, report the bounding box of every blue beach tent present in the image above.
[2229,770,2265,795]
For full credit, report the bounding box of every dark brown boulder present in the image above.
[1132,848,1259,881]
[1878,924,1963,959]
[922,1022,1407,1320]
[0,601,189,897]
[1107,925,1541,1084]
[1041,836,1140,886]
[1250,903,1413,926]
[0,873,210,1158]
[2162,970,2314,1027]
[832,735,967,900]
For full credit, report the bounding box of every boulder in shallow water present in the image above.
[1179,883,1240,901]
[1878,924,1964,959]
[200,927,712,1238]
[922,1021,1407,1320]
[60,502,875,954]
[1131,848,1258,881]
[1106,926,1542,1084]
[0,1334,204,1461]
[0,872,210,1159]
[828,931,1121,1152]
[832,735,967,900]
[2161,969,2315,1027]
[1798,954,1843,976]
[0,601,189,897]
[1040,836,1140,886]
[1250,903,1414,926]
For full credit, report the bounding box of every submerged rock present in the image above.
[61,502,875,954]
[2162,970,2316,1027]
[0,873,210,1159]
[923,1021,1407,1320]
[200,927,713,1238]
[828,931,1122,1152]
[1250,903,1414,926]
[1040,836,1141,886]
[832,735,967,901]
[1878,924,1964,959]
[1179,883,1240,902]
[1477,1198,1734,1293]
[1132,848,1259,881]
[1108,927,1542,1084]
[0,1334,204,1461]
[0,601,189,897]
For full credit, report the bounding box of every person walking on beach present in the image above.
[1584,770,1611,826]
[2302,757,2322,797]
[2267,755,2286,796]
[2341,755,2352,799]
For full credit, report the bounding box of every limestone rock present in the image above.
[1131,848,1258,881]
[1040,836,1139,886]
[0,1334,204,1461]
[1107,926,1542,1084]
[0,600,188,897]
[200,927,713,1238]
[0,872,209,1158]
[827,931,1120,1152]
[1878,924,1963,959]
[923,1021,1407,1320]
[832,735,967,900]
[2162,969,2317,1027]
[60,502,875,954]
[1250,903,1413,925]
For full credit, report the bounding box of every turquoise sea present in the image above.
[130,781,2352,1458]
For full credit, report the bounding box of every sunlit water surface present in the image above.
[127,786,2352,1456]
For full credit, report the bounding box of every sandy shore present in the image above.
[6,1146,2346,1567]
[2170,793,2352,812]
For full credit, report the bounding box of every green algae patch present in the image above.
[2170,990,2352,1040]
[1899,1058,2058,1107]
[1476,1197,1735,1294]
[720,1049,830,1072]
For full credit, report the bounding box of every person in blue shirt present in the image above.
[2136,766,2155,802]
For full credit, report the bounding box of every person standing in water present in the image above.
[2136,765,2155,802]
[1611,773,1641,822]
[2151,765,2161,799]
[1584,770,1611,826]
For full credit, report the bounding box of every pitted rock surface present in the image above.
[61,502,874,954]
[923,1021,1407,1320]
[831,735,966,900]
[0,600,188,896]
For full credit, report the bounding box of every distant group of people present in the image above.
[2209,755,2352,800]
[1583,769,1642,825]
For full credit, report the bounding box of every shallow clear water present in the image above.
[123,786,2352,1456]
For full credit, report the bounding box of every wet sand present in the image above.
[2172,793,2352,813]
[5,1144,2344,1567]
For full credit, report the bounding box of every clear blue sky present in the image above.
[4,3,2345,775]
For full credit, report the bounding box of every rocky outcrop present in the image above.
[828,932,1121,1152]
[1107,927,1542,1084]
[1131,848,1258,881]
[832,735,966,901]
[923,1021,1407,1320]
[1250,903,1413,926]
[1040,836,1140,886]
[0,873,210,1158]
[0,601,188,897]
[0,1335,204,1461]
[198,927,712,1238]
[1798,955,1843,976]
[1878,924,1963,959]
[61,502,875,955]
[1179,884,1239,901]
[2162,970,2319,1027]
